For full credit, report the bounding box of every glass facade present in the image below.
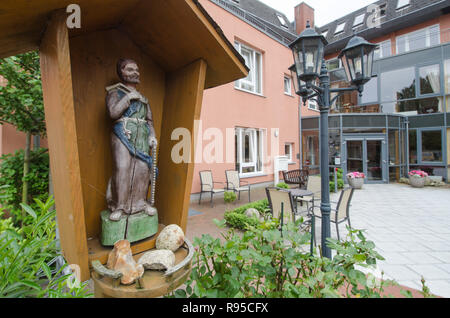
[305,42,450,183]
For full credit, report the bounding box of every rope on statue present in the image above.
[150,140,157,208]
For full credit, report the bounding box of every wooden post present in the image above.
[39,12,90,281]
[156,59,207,231]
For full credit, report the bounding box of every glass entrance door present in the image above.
[344,136,387,184]
[366,140,383,182]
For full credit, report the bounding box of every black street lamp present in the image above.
[289,22,377,259]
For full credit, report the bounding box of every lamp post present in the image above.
[289,22,377,258]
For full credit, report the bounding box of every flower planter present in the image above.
[409,176,426,188]
[348,177,364,189]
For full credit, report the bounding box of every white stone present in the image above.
[156,224,185,252]
[138,249,175,271]
[245,208,260,219]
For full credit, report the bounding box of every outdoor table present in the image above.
[288,189,314,200]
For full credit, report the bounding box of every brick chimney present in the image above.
[294,2,315,35]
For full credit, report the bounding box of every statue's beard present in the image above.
[122,74,140,84]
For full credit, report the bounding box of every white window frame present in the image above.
[308,99,319,111]
[396,24,440,54]
[285,143,294,163]
[335,22,346,35]
[353,13,365,28]
[276,14,289,28]
[373,40,392,60]
[284,75,292,95]
[235,127,265,177]
[396,0,410,10]
[235,41,263,95]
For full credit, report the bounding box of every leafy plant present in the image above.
[170,219,429,298]
[0,51,46,218]
[224,199,271,230]
[224,191,237,204]
[0,197,92,298]
[276,182,289,189]
[330,168,345,193]
[0,148,49,227]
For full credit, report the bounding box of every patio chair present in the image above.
[265,187,296,225]
[225,170,251,202]
[309,187,354,241]
[199,170,225,207]
[296,175,321,212]
[282,169,309,189]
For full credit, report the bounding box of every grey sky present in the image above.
[259,0,378,27]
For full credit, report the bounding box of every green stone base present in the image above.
[101,210,159,246]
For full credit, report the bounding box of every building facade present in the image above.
[191,0,319,193]
[301,0,450,183]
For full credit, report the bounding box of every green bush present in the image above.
[0,148,49,227]
[330,168,345,193]
[171,219,432,298]
[224,199,270,230]
[0,196,92,298]
[224,191,237,204]
[276,182,289,189]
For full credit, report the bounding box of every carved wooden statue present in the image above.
[105,59,158,222]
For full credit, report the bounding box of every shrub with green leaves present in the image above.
[0,196,92,298]
[0,148,49,226]
[170,219,431,298]
[224,191,237,204]
[224,199,270,230]
[276,182,289,189]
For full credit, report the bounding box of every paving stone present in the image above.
[407,265,450,280]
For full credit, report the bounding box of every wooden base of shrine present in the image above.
[92,245,191,298]
[87,224,165,265]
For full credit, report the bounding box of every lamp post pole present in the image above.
[317,62,332,259]
[289,23,376,258]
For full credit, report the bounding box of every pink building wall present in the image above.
[191,0,313,194]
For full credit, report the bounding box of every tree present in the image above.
[0,51,46,225]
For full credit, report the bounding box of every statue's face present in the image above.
[121,62,140,84]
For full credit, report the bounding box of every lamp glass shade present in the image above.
[339,36,377,87]
[291,37,325,83]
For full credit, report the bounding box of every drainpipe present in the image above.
[405,117,410,177]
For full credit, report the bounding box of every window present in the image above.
[445,59,450,93]
[335,22,346,35]
[373,40,391,60]
[421,130,442,162]
[396,0,410,10]
[306,135,317,166]
[284,76,292,95]
[308,99,319,111]
[285,143,293,162]
[396,97,443,114]
[380,67,416,102]
[419,64,440,96]
[353,13,365,28]
[396,25,440,54]
[235,42,262,94]
[360,77,378,104]
[235,127,264,175]
[326,59,341,71]
[409,130,417,164]
[379,4,387,16]
[276,14,289,28]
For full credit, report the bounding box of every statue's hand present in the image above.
[127,91,141,102]
[149,136,158,149]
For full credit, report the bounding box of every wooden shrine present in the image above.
[0,0,247,281]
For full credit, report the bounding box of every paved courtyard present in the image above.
[187,183,450,297]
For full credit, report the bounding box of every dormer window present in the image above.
[397,0,410,10]
[353,13,365,28]
[276,14,289,28]
[335,22,346,35]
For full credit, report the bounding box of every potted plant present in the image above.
[408,170,428,188]
[346,172,365,189]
